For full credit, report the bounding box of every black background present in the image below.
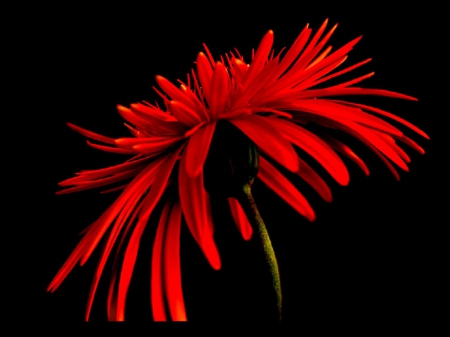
[13,1,446,329]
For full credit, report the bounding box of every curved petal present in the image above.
[258,156,315,222]
[296,158,332,202]
[209,62,230,119]
[322,134,370,176]
[229,115,299,173]
[241,30,274,88]
[67,123,116,144]
[151,200,171,321]
[169,100,203,127]
[179,149,221,270]
[228,197,253,240]
[268,117,349,185]
[163,202,187,321]
[116,147,182,320]
[184,122,216,177]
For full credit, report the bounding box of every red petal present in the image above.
[332,100,429,139]
[258,156,315,222]
[268,117,349,185]
[66,122,116,144]
[48,158,166,295]
[196,52,213,104]
[241,30,274,87]
[291,100,404,137]
[184,122,216,177]
[116,148,181,320]
[209,62,230,118]
[86,141,137,154]
[273,24,311,79]
[169,100,203,127]
[179,150,221,270]
[297,87,417,101]
[156,75,201,113]
[296,158,333,202]
[230,115,299,173]
[322,135,370,176]
[228,197,253,241]
[151,200,171,321]
[163,202,187,321]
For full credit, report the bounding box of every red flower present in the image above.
[48,19,428,321]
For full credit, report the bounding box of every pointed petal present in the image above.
[297,87,418,101]
[66,122,116,144]
[258,156,315,221]
[85,141,137,154]
[184,122,216,177]
[230,115,299,172]
[241,30,274,87]
[332,100,429,139]
[296,158,333,202]
[169,100,203,127]
[196,52,213,104]
[179,150,221,270]
[209,62,230,118]
[268,117,349,185]
[155,75,201,113]
[116,148,181,320]
[228,197,253,240]
[322,135,370,176]
[163,202,187,321]
[151,200,171,321]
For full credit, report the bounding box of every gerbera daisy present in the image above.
[47,19,428,321]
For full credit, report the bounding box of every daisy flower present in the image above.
[47,19,428,321]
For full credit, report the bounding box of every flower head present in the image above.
[48,19,428,321]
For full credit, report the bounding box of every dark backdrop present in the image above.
[16,1,445,329]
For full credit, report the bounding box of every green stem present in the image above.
[238,184,282,321]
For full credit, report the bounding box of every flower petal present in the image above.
[116,148,182,320]
[228,197,253,241]
[321,134,370,176]
[258,156,315,222]
[241,30,274,88]
[179,149,221,270]
[296,158,333,202]
[268,117,349,185]
[169,100,203,127]
[163,201,187,321]
[66,123,116,144]
[209,62,230,118]
[196,52,213,104]
[184,122,216,177]
[229,115,299,172]
[151,200,171,321]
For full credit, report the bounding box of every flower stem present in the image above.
[238,183,282,321]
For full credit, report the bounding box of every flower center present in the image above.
[203,120,259,197]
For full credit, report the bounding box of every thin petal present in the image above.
[230,115,299,172]
[268,117,349,185]
[184,122,216,177]
[332,100,429,139]
[163,202,187,321]
[258,156,315,222]
[228,197,253,241]
[209,62,230,118]
[241,30,274,87]
[322,134,370,176]
[169,100,203,127]
[196,52,213,104]
[151,200,171,321]
[296,158,333,202]
[66,122,116,144]
[116,148,182,320]
[179,149,221,270]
